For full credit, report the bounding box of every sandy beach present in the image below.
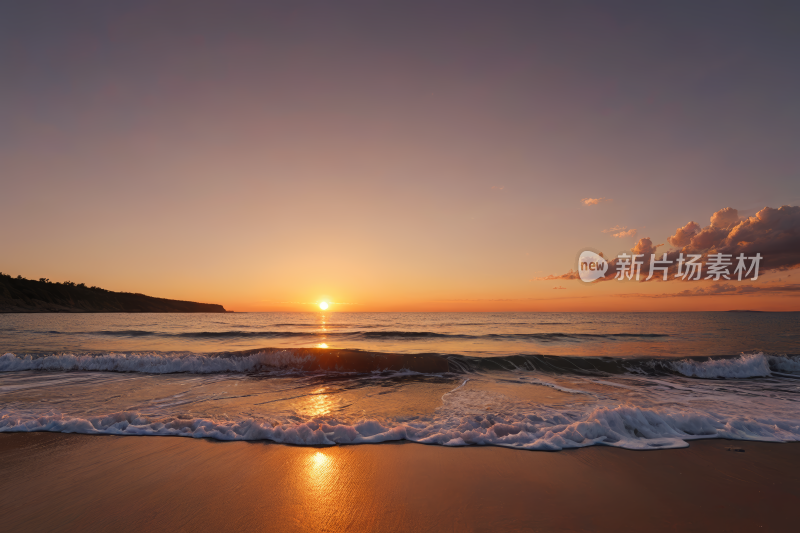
[1,433,798,532]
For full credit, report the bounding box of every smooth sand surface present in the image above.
[1,434,798,532]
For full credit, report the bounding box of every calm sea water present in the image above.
[1,312,799,450]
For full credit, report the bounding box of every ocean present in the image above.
[1,312,799,450]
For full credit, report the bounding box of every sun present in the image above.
[319,302,329,310]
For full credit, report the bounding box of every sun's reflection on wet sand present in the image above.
[309,451,330,476]
[301,450,338,521]
[292,446,396,531]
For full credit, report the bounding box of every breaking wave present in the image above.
[0,350,318,374]
[1,350,798,379]
[669,353,772,379]
[2,404,799,450]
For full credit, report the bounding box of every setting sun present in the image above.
[319,302,328,310]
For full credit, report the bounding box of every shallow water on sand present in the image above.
[1,312,799,450]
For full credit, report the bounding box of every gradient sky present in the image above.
[2,1,800,311]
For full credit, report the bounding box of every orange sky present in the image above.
[2,4,800,312]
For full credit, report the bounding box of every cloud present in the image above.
[667,221,701,247]
[670,205,800,272]
[632,237,658,257]
[491,186,504,190]
[531,270,580,281]
[553,285,566,290]
[435,297,537,302]
[602,225,626,233]
[603,225,638,237]
[623,283,800,298]
[710,207,740,228]
[538,205,800,283]
[582,197,611,206]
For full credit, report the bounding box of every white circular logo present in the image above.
[578,251,608,282]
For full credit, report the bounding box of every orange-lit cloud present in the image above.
[581,197,611,206]
[602,225,626,233]
[667,221,701,247]
[622,283,800,298]
[632,237,658,257]
[613,228,637,238]
[602,225,638,237]
[532,271,580,281]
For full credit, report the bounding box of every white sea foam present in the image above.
[0,351,315,374]
[2,404,799,450]
[524,376,594,395]
[769,355,800,373]
[669,353,774,379]
[441,379,469,400]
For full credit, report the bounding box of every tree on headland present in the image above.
[0,274,89,287]
[0,273,226,312]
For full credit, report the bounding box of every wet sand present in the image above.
[1,433,798,532]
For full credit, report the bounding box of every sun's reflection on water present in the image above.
[317,314,329,348]
[296,387,334,418]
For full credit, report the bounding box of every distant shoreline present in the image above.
[0,275,226,313]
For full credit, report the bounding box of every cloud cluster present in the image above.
[668,206,800,272]
[538,205,800,286]
[624,283,800,298]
